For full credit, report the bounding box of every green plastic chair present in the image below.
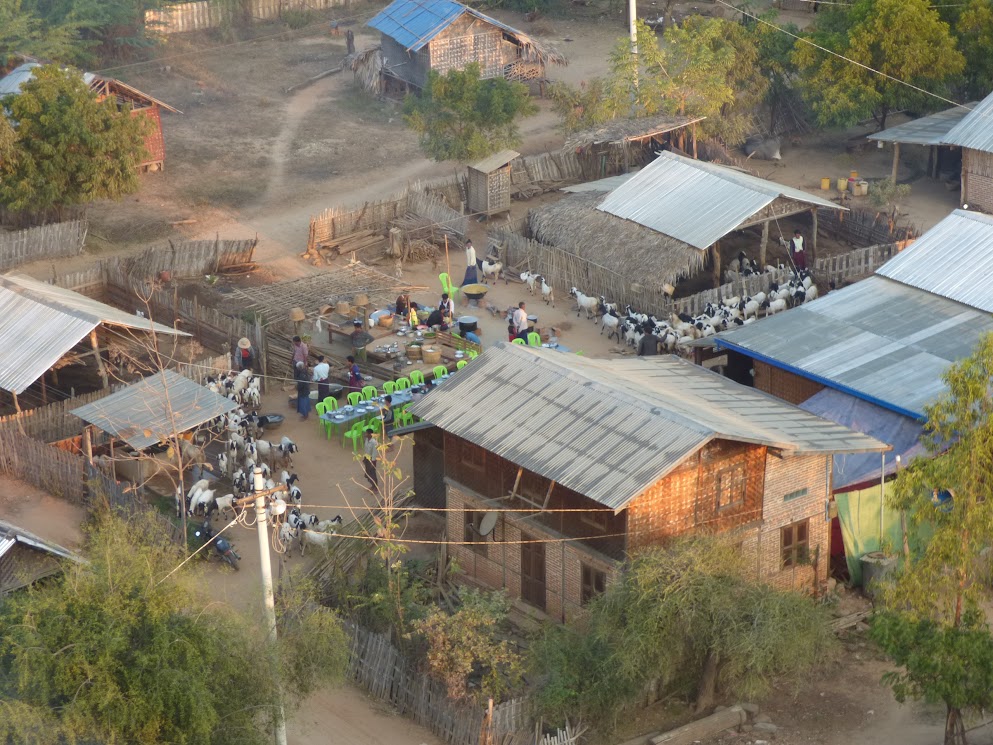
[383,381,397,394]
[439,272,458,303]
[361,385,378,401]
[410,370,425,386]
[322,397,338,412]
[395,377,411,390]
[527,332,542,347]
[512,338,525,345]
[347,391,362,406]
[456,360,468,370]
[467,351,478,360]
[315,402,331,439]
[343,421,367,452]
[396,405,415,428]
[432,365,448,380]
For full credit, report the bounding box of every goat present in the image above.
[187,479,209,506]
[189,488,215,517]
[538,276,554,307]
[316,515,343,533]
[232,469,247,492]
[599,296,618,315]
[277,437,299,468]
[289,484,302,504]
[520,271,538,294]
[763,298,788,316]
[299,526,338,556]
[281,470,300,488]
[278,521,297,553]
[211,493,237,519]
[480,259,504,284]
[805,284,819,302]
[600,308,621,339]
[288,508,318,529]
[570,288,599,320]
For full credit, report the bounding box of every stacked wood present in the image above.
[302,229,388,265]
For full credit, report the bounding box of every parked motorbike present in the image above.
[194,520,241,570]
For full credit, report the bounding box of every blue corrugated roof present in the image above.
[368,0,467,51]
[0,62,41,99]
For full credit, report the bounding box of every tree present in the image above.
[551,19,766,146]
[0,64,149,222]
[955,0,993,101]
[0,510,348,744]
[529,536,835,732]
[403,63,537,162]
[871,332,993,745]
[412,588,523,703]
[0,0,77,67]
[793,0,964,130]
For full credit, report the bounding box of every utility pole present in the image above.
[629,0,638,91]
[250,468,288,745]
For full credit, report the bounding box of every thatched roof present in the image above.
[528,192,706,287]
[564,114,704,149]
[509,28,567,67]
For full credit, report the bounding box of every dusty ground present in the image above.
[0,475,88,551]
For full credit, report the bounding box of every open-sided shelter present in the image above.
[563,113,705,174]
[0,273,186,399]
[408,343,886,619]
[0,519,82,594]
[0,62,180,171]
[867,103,974,186]
[367,0,565,92]
[529,151,843,291]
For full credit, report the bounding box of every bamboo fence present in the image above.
[0,221,88,272]
[145,0,354,34]
[0,428,87,504]
[813,242,898,285]
[816,207,918,247]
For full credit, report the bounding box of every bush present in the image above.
[282,9,314,30]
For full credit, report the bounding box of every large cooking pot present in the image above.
[462,284,489,301]
[458,316,479,334]
[527,314,538,329]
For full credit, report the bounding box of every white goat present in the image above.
[189,488,216,517]
[480,259,504,284]
[316,515,343,533]
[299,527,337,556]
[600,309,621,339]
[212,493,236,519]
[539,276,554,307]
[520,271,538,294]
[570,288,599,320]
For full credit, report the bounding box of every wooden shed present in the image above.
[366,0,565,93]
[467,149,518,217]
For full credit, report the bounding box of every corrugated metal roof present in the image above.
[0,63,179,112]
[561,173,636,193]
[0,274,186,395]
[411,344,886,510]
[368,0,471,50]
[471,149,519,174]
[0,519,82,563]
[707,275,993,419]
[867,104,974,146]
[597,151,843,250]
[875,209,993,311]
[72,370,236,450]
[942,93,993,153]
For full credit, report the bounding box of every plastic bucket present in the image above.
[820,177,831,191]
[837,178,848,191]
[849,170,859,180]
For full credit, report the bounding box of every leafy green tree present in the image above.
[955,0,993,101]
[752,15,806,132]
[403,62,537,162]
[0,510,348,744]
[0,64,149,222]
[552,19,766,146]
[871,332,993,745]
[411,588,523,703]
[529,536,835,732]
[793,0,964,129]
[0,0,77,67]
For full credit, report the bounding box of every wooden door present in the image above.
[520,535,546,611]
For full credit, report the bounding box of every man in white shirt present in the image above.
[312,354,331,401]
[512,301,528,336]
[788,229,806,271]
[463,239,479,285]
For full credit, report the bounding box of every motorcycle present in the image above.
[194,520,241,570]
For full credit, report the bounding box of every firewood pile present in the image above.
[301,228,388,265]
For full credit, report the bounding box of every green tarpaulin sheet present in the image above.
[835,486,930,586]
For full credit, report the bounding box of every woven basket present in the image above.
[406,344,422,360]
[378,314,394,328]
[422,347,442,365]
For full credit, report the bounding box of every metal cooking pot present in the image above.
[458,316,478,334]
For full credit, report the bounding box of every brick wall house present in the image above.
[409,344,885,620]
[962,148,993,214]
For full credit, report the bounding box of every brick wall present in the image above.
[753,360,824,405]
[963,149,993,214]
[757,453,831,592]
[447,481,620,622]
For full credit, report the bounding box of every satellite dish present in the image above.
[478,511,498,537]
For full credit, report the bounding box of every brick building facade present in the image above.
[962,149,993,214]
[410,344,883,621]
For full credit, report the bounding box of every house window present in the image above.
[461,440,485,470]
[716,463,746,510]
[581,563,607,605]
[781,520,809,569]
[463,510,487,555]
[784,488,809,502]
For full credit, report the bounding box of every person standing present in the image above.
[512,301,528,336]
[787,229,807,271]
[312,354,331,401]
[463,239,479,286]
[294,362,311,420]
[637,327,662,356]
[291,335,309,373]
[350,319,373,361]
[236,337,254,372]
[395,293,409,321]
[362,429,380,496]
[346,354,362,393]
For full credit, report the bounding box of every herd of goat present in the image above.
[180,369,343,557]
[493,264,821,348]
